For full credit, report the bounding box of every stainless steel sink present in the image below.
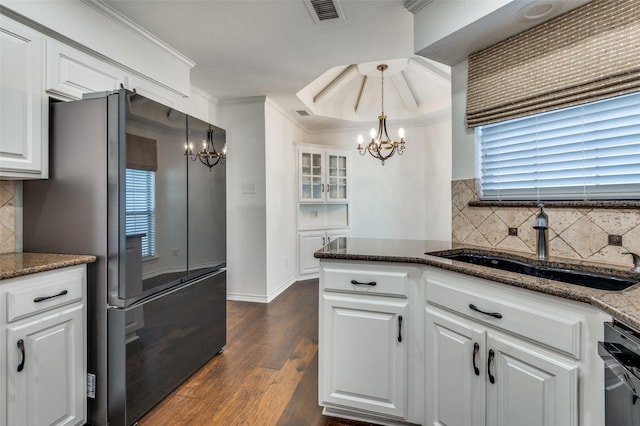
[429,251,639,291]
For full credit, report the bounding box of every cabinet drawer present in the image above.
[4,266,85,323]
[322,264,408,297]
[426,268,581,358]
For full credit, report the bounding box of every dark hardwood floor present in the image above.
[139,279,378,426]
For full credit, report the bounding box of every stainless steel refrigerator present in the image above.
[23,89,227,426]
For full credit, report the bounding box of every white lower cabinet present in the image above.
[6,305,84,426]
[1,265,87,426]
[319,261,425,425]
[426,305,578,426]
[320,292,408,418]
[319,260,609,426]
[298,230,347,276]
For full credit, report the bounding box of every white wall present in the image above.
[264,99,305,297]
[451,59,476,180]
[218,98,268,301]
[308,115,452,241]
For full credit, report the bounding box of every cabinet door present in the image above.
[425,306,486,426]
[0,16,47,178]
[298,231,325,275]
[6,304,85,426]
[46,40,125,101]
[320,293,408,418]
[299,150,324,202]
[326,153,348,202]
[486,333,578,426]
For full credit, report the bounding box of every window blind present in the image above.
[467,0,640,128]
[125,168,156,257]
[478,92,640,201]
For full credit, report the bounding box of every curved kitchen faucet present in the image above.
[623,252,640,273]
[533,204,549,261]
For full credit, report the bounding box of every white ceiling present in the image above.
[103,0,592,132]
[104,0,420,131]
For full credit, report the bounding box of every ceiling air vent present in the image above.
[296,110,310,117]
[304,0,344,23]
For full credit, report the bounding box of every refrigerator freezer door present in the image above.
[108,269,226,426]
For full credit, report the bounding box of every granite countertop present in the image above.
[316,237,640,330]
[0,252,97,280]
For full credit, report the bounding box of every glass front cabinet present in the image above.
[299,147,349,203]
[297,145,350,277]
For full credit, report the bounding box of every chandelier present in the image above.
[357,64,405,165]
[185,126,226,170]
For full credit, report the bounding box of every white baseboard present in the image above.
[226,275,297,303]
[265,275,297,302]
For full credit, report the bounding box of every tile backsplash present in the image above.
[0,181,16,254]
[452,179,640,268]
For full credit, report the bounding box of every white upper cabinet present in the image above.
[46,39,184,110]
[298,147,349,203]
[326,153,348,202]
[46,40,125,101]
[0,16,48,179]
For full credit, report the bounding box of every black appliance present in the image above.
[22,89,227,426]
[599,321,640,426]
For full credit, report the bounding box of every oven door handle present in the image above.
[598,341,640,397]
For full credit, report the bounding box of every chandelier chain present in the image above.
[380,66,384,116]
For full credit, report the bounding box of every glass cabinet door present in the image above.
[327,154,348,201]
[300,151,324,201]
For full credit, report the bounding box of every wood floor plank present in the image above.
[139,280,378,426]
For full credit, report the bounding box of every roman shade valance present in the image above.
[466,0,640,128]
[126,133,158,171]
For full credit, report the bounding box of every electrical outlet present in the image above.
[172,248,179,256]
[311,210,318,218]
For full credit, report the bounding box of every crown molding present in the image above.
[190,85,215,102]
[80,0,196,68]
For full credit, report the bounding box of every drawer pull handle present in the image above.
[17,339,25,372]
[398,315,403,343]
[488,349,495,384]
[34,289,68,303]
[350,280,377,286]
[472,342,480,376]
[469,304,502,319]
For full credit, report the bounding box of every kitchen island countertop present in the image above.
[0,252,96,280]
[316,237,640,331]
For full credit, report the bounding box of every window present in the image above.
[125,168,156,258]
[477,92,640,201]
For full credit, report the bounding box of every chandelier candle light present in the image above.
[185,126,226,170]
[356,64,406,165]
